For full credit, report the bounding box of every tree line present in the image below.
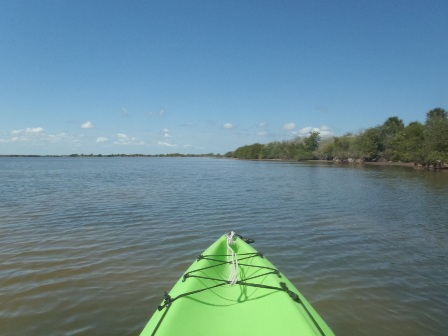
[226,108,448,166]
[226,131,321,161]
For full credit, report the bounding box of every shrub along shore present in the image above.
[225,108,448,169]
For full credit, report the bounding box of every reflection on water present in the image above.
[0,158,447,335]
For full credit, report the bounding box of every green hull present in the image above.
[140,234,334,336]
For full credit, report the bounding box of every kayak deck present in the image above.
[140,233,334,336]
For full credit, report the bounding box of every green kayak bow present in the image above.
[140,232,334,336]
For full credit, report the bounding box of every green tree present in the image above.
[332,134,356,160]
[303,131,321,152]
[380,117,405,160]
[314,138,335,160]
[423,108,448,164]
[381,116,405,136]
[388,121,424,162]
[233,143,265,159]
[354,127,383,161]
[262,142,280,159]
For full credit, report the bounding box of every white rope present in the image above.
[227,231,238,285]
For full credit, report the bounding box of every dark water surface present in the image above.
[1,157,447,335]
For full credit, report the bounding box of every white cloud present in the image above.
[114,133,144,145]
[3,127,45,143]
[257,131,267,136]
[298,126,313,135]
[81,121,94,129]
[157,141,177,147]
[318,125,334,138]
[162,128,172,137]
[27,127,44,134]
[96,137,109,143]
[48,132,72,143]
[11,127,45,135]
[283,122,296,131]
[223,123,234,129]
[297,125,334,138]
[258,122,267,127]
[1,129,84,146]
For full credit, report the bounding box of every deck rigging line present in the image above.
[151,250,327,336]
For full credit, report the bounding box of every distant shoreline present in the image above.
[1,155,445,169]
[0,154,220,158]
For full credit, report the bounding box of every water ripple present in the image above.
[1,158,447,335]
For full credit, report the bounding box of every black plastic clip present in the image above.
[280,282,301,303]
[243,237,255,244]
[158,291,173,311]
[236,234,255,244]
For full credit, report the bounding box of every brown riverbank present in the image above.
[363,161,415,167]
[228,158,448,169]
[230,158,417,167]
[308,160,416,167]
[309,160,448,169]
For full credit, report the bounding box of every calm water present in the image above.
[1,157,447,335]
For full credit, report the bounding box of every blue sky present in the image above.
[1,0,447,155]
